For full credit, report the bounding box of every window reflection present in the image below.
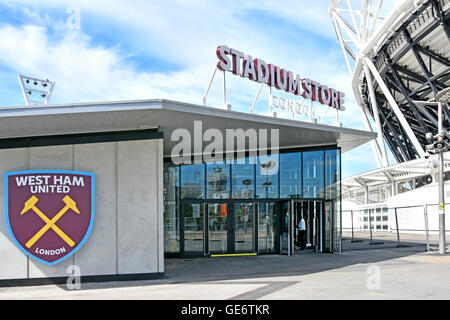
[207,163,230,199]
[231,157,254,199]
[164,148,342,255]
[325,149,338,200]
[163,163,179,253]
[256,157,279,198]
[234,203,254,252]
[258,202,276,253]
[180,164,205,199]
[209,203,228,254]
[280,153,301,198]
[303,151,324,198]
[183,203,204,254]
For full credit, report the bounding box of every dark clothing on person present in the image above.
[299,230,306,249]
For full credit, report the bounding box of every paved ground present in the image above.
[1,241,450,299]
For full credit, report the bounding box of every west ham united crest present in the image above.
[5,170,95,265]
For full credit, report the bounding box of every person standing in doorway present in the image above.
[298,216,306,250]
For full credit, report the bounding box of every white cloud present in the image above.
[0,1,379,120]
[0,1,390,176]
[0,24,210,104]
[2,0,338,67]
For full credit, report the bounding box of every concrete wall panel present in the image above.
[0,148,29,280]
[73,142,117,276]
[117,140,159,274]
[157,139,164,273]
[0,137,164,281]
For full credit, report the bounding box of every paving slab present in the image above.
[0,245,449,300]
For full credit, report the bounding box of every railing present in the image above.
[342,203,450,251]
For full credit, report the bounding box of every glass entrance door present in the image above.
[290,200,331,253]
[182,203,205,256]
[234,203,254,253]
[208,203,228,254]
[257,202,277,253]
[295,201,320,252]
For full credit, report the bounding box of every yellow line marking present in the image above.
[210,253,257,258]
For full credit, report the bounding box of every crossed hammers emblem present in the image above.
[20,195,80,248]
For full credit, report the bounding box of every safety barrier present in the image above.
[342,203,450,251]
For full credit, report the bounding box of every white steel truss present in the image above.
[329,0,450,168]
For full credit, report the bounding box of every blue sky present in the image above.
[0,0,397,178]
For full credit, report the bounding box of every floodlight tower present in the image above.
[18,74,55,106]
[329,0,450,168]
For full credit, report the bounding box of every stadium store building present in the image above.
[0,99,375,284]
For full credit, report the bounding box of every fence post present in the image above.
[394,207,401,246]
[424,204,430,252]
[394,207,410,248]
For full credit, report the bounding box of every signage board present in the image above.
[216,45,345,111]
[5,170,95,265]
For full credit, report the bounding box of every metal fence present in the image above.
[342,203,450,251]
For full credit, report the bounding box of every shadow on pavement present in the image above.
[53,241,427,292]
[163,246,424,284]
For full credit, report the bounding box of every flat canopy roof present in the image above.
[342,152,450,193]
[0,99,376,156]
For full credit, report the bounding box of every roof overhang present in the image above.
[342,152,450,193]
[0,99,376,157]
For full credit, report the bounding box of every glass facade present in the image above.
[279,153,301,198]
[207,163,230,199]
[183,203,204,255]
[163,147,342,256]
[325,149,341,253]
[257,202,277,253]
[163,163,179,253]
[208,203,228,254]
[180,164,205,199]
[234,203,254,252]
[303,151,324,198]
[256,156,279,199]
[231,158,255,199]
